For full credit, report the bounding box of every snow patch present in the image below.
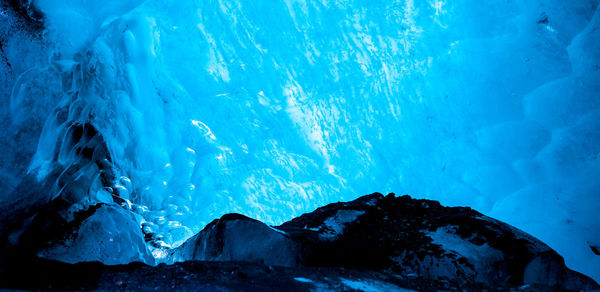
[340,278,414,292]
[294,277,313,283]
[269,226,288,236]
[320,210,365,240]
[426,226,503,263]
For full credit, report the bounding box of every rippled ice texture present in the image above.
[1,0,599,281]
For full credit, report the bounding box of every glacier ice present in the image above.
[0,0,599,282]
[37,204,155,265]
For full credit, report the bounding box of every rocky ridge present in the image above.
[2,192,598,291]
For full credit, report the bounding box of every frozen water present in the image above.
[38,204,154,265]
[0,0,599,282]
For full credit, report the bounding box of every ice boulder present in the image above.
[18,203,154,265]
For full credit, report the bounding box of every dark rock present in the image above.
[2,192,598,291]
[0,252,590,291]
[277,192,599,290]
[171,213,299,267]
[0,257,423,291]
[174,192,599,290]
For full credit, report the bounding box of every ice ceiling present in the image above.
[0,0,599,281]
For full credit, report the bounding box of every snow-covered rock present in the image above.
[1,192,598,291]
[174,192,599,290]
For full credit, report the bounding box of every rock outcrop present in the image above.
[171,213,299,267]
[173,193,599,291]
[2,192,599,291]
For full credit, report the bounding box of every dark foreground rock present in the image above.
[0,257,426,291]
[172,213,299,267]
[2,256,593,292]
[171,193,599,291]
[1,193,599,291]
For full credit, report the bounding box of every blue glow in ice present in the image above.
[0,0,598,281]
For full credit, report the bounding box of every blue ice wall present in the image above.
[1,0,599,281]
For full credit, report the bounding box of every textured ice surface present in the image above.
[38,204,154,265]
[0,0,599,281]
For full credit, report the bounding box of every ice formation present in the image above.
[0,0,598,282]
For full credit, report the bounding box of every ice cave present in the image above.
[0,0,599,290]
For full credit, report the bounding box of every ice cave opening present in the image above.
[0,0,599,285]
